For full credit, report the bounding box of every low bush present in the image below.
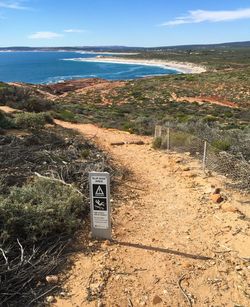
[203,115,218,123]
[0,111,15,129]
[211,139,231,151]
[168,131,189,147]
[14,112,53,130]
[21,96,54,112]
[0,178,86,245]
[0,85,54,112]
[122,121,137,133]
[152,137,162,149]
[55,109,77,122]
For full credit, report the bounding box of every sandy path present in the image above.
[171,93,239,109]
[0,105,22,113]
[53,120,249,307]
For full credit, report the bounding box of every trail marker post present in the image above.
[89,172,111,239]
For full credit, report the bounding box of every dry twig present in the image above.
[178,274,193,307]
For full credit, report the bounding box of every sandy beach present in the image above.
[68,56,207,74]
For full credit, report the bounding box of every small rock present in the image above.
[46,275,59,284]
[46,296,56,303]
[235,265,243,271]
[182,262,192,268]
[101,240,111,248]
[103,240,111,246]
[187,172,197,178]
[182,166,190,171]
[152,295,162,305]
[218,266,228,273]
[88,242,94,247]
[210,193,223,203]
[175,158,182,164]
[221,204,238,213]
[59,291,67,297]
[211,186,221,194]
[232,227,241,235]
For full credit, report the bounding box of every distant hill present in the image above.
[153,41,250,50]
[0,46,143,52]
[1,41,250,52]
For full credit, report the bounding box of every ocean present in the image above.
[0,51,178,84]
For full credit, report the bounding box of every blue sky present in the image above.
[0,0,250,47]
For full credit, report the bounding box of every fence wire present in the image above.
[155,125,250,191]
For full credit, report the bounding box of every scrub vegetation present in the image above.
[0,44,249,305]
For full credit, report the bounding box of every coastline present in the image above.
[65,56,207,74]
[77,51,140,55]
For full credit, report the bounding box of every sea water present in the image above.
[0,51,178,84]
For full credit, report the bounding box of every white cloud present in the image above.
[161,8,250,26]
[0,1,31,10]
[64,29,86,33]
[28,31,63,40]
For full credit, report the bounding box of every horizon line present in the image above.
[0,39,250,50]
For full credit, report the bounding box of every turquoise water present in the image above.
[0,51,178,84]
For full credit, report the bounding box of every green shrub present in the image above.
[168,132,188,147]
[14,112,53,130]
[176,113,191,123]
[152,137,162,149]
[0,84,53,112]
[211,139,231,151]
[55,110,77,122]
[0,178,85,244]
[203,115,218,123]
[0,111,15,129]
[122,121,136,133]
[81,149,90,159]
[21,97,53,112]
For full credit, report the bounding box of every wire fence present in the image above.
[154,125,250,191]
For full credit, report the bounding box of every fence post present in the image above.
[167,122,170,151]
[202,141,207,172]
[154,125,157,138]
[154,125,162,138]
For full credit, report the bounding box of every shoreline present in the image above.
[77,51,140,55]
[64,56,207,74]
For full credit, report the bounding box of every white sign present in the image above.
[89,172,111,239]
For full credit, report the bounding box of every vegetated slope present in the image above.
[1,64,249,160]
[0,109,118,306]
[54,120,250,307]
[123,46,250,70]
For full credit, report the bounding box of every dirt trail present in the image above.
[53,120,249,307]
[0,105,22,113]
[171,93,239,108]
